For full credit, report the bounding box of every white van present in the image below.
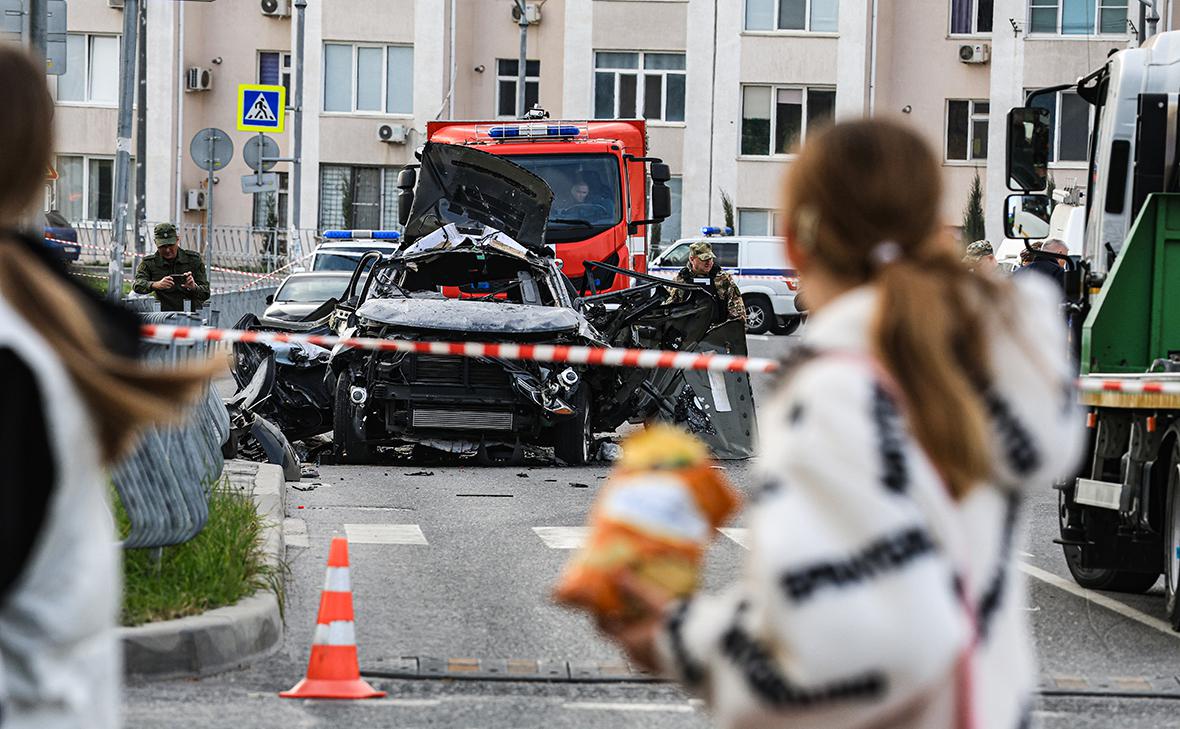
[649,235,801,335]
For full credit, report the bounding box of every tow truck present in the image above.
[399,110,672,295]
[1004,31,1180,625]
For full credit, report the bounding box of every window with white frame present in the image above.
[323,43,414,114]
[253,172,290,229]
[1028,89,1091,162]
[1028,0,1127,34]
[594,52,685,122]
[56,34,119,104]
[744,0,839,32]
[738,209,784,236]
[950,0,993,33]
[946,99,989,161]
[740,85,836,156]
[258,51,293,99]
[54,155,135,222]
[318,165,402,231]
[496,59,540,118]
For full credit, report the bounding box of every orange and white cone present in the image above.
[280,537,386,699]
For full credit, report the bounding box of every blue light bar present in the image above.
[700,226,733,237]
[486,124,584,139]
[321,230,402,240]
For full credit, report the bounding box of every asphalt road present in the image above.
[123,333,1180,728]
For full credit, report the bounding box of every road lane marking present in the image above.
[283,518,309,548]
[562,702,695,713]
[1019,563,1180,639]
[718,527,750,548]
[345,523,428,545]
[533,526,590,549]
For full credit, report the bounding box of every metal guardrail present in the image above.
[111,312,230,549]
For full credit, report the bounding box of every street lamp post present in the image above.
[515,0,527,118]
[108,0,140,301]
[292,0,306,232]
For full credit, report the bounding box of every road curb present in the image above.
[121,460,286,680]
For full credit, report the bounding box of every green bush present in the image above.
[115,479,281,627]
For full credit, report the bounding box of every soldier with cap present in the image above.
[963,239,998,273]
[666,240,746,326]
[132,223,210,311]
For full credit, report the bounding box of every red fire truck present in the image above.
[423,116,672,294]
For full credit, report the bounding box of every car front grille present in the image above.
[411,408,514,431]
[412,354,510,388]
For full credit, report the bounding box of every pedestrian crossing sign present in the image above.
[237,84,286,133]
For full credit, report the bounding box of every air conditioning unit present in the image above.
[185,189,207,211]
[260,0,290,17]
[958,43,990,64]
[108,0,124,8]
[378,123,407,144]
[511,2,541,24]
[185,66,213,92]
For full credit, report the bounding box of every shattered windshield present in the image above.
[503,153,622,240]
[275,275,351,303]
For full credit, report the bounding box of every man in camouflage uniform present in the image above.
[666,241,745,326]
[133,223,210,312]
[962,239,998,274]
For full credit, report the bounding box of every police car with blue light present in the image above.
[309,230,402,272]
[649,227,802,335]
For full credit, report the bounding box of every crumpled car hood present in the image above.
[403,142,553,251]
[357,297,585,336]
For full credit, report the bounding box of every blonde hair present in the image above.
[783,120,1008,498]
[0,46,218,463]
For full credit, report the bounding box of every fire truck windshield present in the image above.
[502,154,622,240]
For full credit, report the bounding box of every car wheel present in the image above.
[1164,442,1180,628]
[1059,487,1159,594]
[772,315,802,336]
[553,384,592,466]
[333,372,373,464]
[743,296,772,335]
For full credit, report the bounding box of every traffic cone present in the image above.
[280,537,386,699]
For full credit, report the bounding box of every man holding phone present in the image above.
[132,223,210,312]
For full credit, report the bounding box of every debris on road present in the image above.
[406,471,435,476]
[569,482,590,489]
[597,442,623,461]
[292,483,320,492]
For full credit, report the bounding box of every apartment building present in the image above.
[46,0,1177,252]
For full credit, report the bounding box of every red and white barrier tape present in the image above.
[1077,378,1180,396]
[140,323,781,374]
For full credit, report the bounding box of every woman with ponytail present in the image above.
[600,120,1084,728]
[0,47,215,728]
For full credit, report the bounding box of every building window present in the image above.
[258,51,293,98]
[594,52,686,122]
[318,165,402,231]
[252,172,290,229]
[737,209,784,236]
[1029,0,1127,34]
[745,0,839,32]
[56,34,119,104]
[946,99,989,161]
[950,0,993,33]
[495,59,540,119]
[323,43,414,114]
[54,155,135,222]
[1029,89,1091,162]
[740,85,836,156]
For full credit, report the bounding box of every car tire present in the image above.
[1059,488,1160,594]
[553,384,592,466]
[333,372,373,465]
[1164,441,1180,628]
[772,315,802,336]
[743,295,772,335]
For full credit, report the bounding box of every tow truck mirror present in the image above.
[650,183,671,221]
[1004,194,1052,239]
[1006,107,1051,191]
[397,167,417,226]
[650,163,671,183]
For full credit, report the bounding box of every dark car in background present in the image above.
[42,210,80,263]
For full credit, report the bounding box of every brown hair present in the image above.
[783,120,1007,498]
[0,46,218,463]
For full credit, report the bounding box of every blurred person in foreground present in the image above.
[598,120,1083,728]
[132,223,210,312]
[0,47,214,728]
[962,239,998,274]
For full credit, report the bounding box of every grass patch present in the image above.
[115,478,281,627]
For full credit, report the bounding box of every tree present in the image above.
[720,189,735,232]
[962,170,986,245]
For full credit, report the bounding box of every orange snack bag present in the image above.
[552,425,741,620]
